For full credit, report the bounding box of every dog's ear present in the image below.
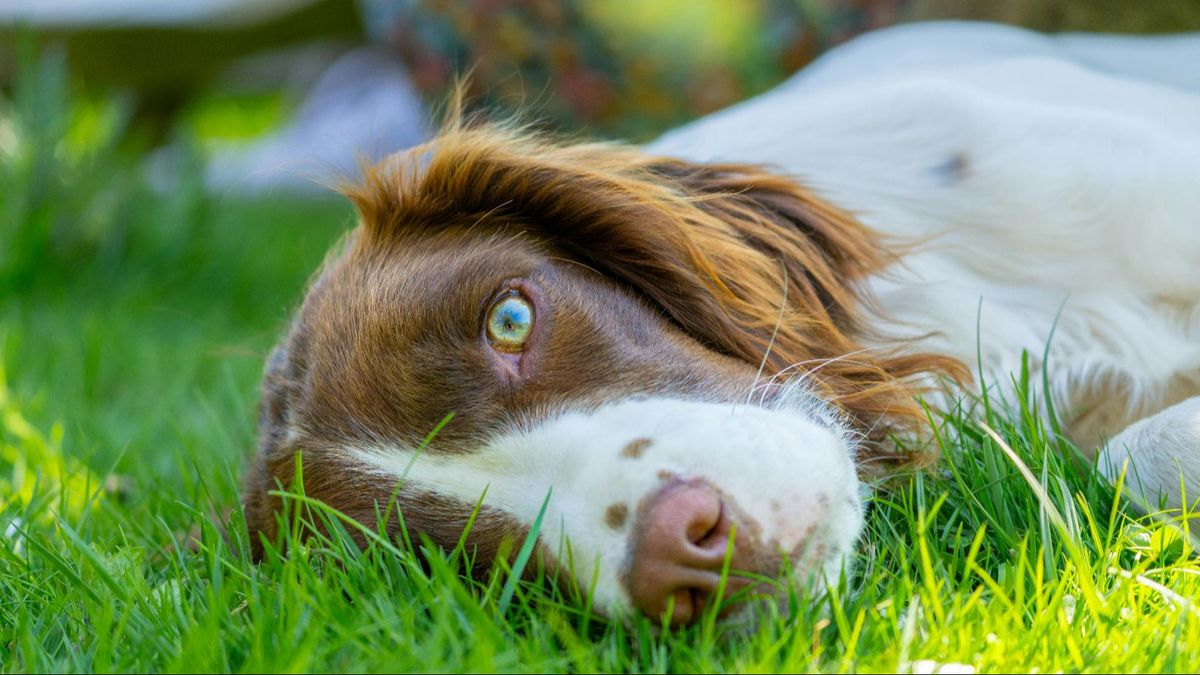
[538,155,964,448]
[241,340,299,559]
[642,158,886,343]
[642,159,969,474]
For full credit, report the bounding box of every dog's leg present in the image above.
[1098,397,1200,516]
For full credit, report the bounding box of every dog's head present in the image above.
[242,123,960,626]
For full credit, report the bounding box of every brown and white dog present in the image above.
[241,23,1200,626]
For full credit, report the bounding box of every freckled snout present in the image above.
[626,480,752,627]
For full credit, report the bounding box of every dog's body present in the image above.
[244,22,1200,626]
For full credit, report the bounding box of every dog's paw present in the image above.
[1099,396,1200,514]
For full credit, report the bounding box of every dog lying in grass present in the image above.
[241,22,1200,627]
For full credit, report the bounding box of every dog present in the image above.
[241,22,1200,627]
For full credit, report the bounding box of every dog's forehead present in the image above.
[332,229,545,308]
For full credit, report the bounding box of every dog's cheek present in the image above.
[340,437,649,616]
[256,445,563,579]
[244,342,301,559]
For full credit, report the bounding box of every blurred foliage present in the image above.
[183,91,289,149]
[368,0,818,139]
[0,0,363,133]
[0,36,208,293]
[0,358,101,524]
[367,0,1200,140]
[914,0,1200,34]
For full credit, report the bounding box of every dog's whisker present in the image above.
[746,346,886,406]
[745,259,791,406]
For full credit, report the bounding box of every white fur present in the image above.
[651,21,1200,511]
[1101,398,1200,514]
[349,389,863,615]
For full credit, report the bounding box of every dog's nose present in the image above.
[627,480,745,627]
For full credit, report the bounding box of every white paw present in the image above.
[1099,397,1200,513]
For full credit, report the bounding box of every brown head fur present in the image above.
[340,119,966,449]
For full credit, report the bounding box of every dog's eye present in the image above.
[486,293,534,351]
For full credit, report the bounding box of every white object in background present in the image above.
[203,46,430,195]
[0,0,317,28]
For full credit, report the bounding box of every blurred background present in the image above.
[4,0,1200,195]
[0,1,1198,511]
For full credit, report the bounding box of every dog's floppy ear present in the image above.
[629,159,968,475]
[641,158,886,350]
[242,340,300,558]
[549,155,965,452]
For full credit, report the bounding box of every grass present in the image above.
[3,50,1200,675]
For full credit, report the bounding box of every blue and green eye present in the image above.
[486,293,534,351]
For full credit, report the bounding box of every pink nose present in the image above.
[627,480,746,626]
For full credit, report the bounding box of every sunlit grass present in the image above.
[4,285,1200,672]
[0,359,102,521]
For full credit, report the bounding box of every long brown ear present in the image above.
[241,340,299,559]
[625,159,968,464]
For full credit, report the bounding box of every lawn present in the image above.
[3,47,1200,674]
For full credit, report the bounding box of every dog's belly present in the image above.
[650,21,1200,450]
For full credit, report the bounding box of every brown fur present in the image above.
[341,121,966,444]
[243,117,967,563]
